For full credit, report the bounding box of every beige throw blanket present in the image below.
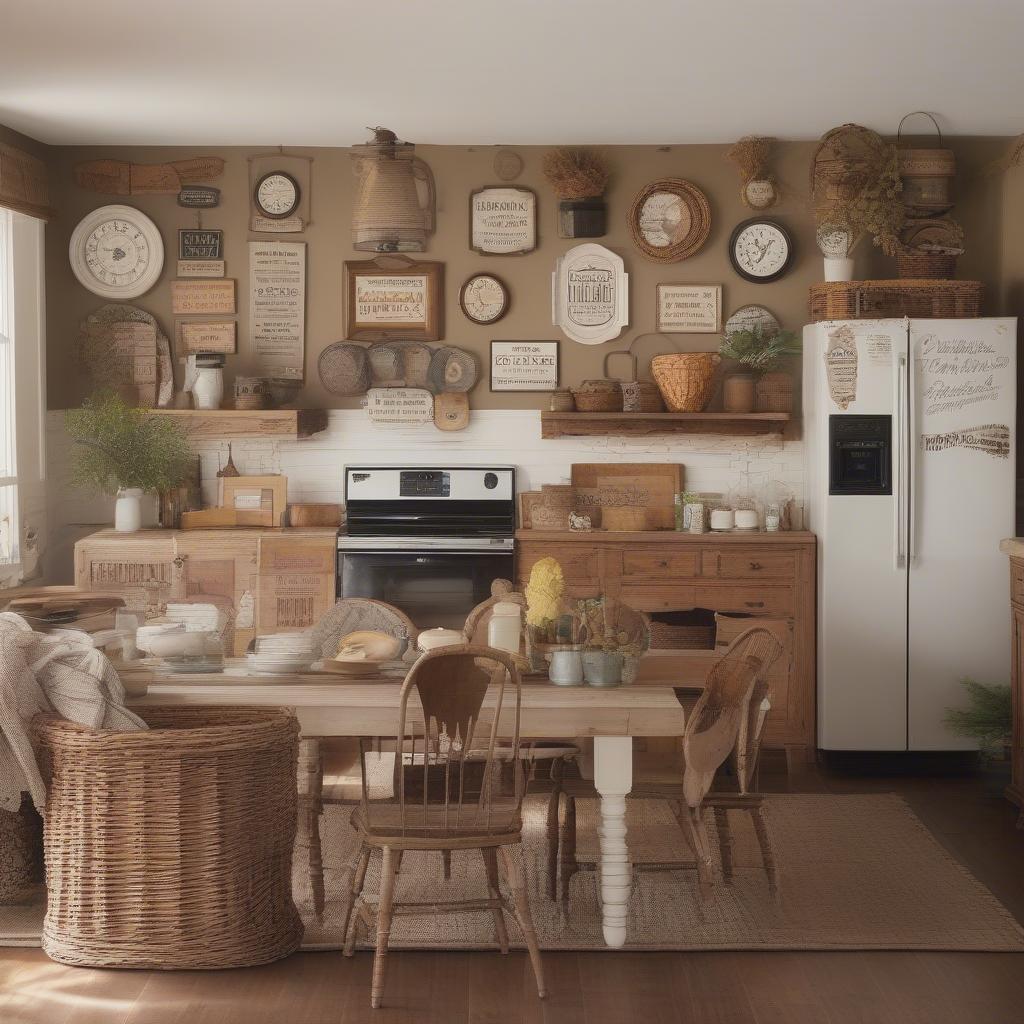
[0,612,146,813]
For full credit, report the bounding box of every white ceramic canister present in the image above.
[417,627,464,653]
[685,503,705,534]
[192,353,225,410]
[114,488,144,533]
[548,649,584,686]
[487,601,521,654]
[734,508,759,530]
[709,508,735,532]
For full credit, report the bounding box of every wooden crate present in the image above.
[256,533,336,636]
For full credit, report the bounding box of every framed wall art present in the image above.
[249,240,306,381]
[490,340,559,392]
[627,179,711,263]
[469,187,537,255]
[344,256,444,342]
[656,284,722,333]
[178,228,223,260]
[551,243,629,346]
[170,279,236,315]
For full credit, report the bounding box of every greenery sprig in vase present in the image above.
[65,391,193,532]
[718,326,801,413]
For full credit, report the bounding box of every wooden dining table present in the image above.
[119,653,713,948]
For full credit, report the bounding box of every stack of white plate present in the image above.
[246,632,316,674]
[166,603,222,632]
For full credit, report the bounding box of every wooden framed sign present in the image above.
[656,284,722,333]
[365,387,434,425]
[171,279,236,315]
[178,229,223,260]
[344,256,444,341]
[469,187,537,255]
[249,240,306,381]
[177,320,237,354]
[177,259,225,278]
[551,243,629,346]
[490,341,559,392]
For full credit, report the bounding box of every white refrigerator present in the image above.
[804,317,1017,751]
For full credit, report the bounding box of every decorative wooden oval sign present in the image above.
[551,243,629,346]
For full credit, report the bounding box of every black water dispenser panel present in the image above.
[829,415,892,496]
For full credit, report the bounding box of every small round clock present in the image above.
[254,171,301,219]
[728,218,794,283]
[69,204,164,300]
[459,273,509,325]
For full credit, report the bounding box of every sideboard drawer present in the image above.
[695,584,795,617]
[618,584,698,612]
[519,545,600,582]
[710,551,797,580]
[621,550,700,578]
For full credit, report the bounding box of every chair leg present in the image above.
[481,847,510,953]
[559,794,578,910]
[343,845,373,957]
[751,806,781,901]
[441,849,452,880]
[298,739,325,921]
[676,802,713,904]
[714,806,734,886]
[498,843,547,999]
[371,846,400,1010]
[338,843,370,943]
[545,758,564,901]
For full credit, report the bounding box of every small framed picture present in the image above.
[490,340,560,392]
[470,187,537,255]
[656,284,722,333]
[344,258,444,341]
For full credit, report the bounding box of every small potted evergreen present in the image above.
[944,678,1013,760]
[65,391,193,532]
[718,326,801,413]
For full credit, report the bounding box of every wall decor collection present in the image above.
[69,205,164,299]
[552,243,629,346]
[628,178,711,262]
[344,256,444,341]
[249,240,307,381]
[656,284,722,333]
[490,341,560,391]
[470,186,537,254]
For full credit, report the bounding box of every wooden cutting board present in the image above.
[570,463,684,530]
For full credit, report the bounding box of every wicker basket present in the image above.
[649,621,715,650]
[809,280,983,322]
[895,253,958,280]
[620,380,665,412]
[34,706,302,969]
[0,796,44,905]
[549,389,575,412]
[571,379,623,412]
[651,353,720,412]
[755,372,794,413]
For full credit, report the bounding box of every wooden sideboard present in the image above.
[1001,544,1024,825]
[516,530,817,761]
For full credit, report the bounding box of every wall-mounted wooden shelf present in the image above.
[540,410,790,439]
[148,408,328,439]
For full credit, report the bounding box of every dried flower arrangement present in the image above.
[726,136,778,209]
[574,596,648,657]
[525,556,566,637]
[542,148,610,200]
[812,124,905,256]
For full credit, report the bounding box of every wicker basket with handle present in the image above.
[34,706,302,969]
[651,352,721,412]
[571,379,623,412]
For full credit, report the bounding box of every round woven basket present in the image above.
[755,372,795,413]
[34,706,302,970]
[651,353,720,412]
[895,253,958,280]
[571,379,623,412]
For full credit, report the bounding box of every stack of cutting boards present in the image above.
[518,463,684,531]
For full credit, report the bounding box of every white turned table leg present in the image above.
[593,735,633,948]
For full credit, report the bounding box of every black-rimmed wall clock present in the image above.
[728,218,794,283]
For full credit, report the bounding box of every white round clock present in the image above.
[254,171,300,219]
[69,205,164,300]
[728,218,794,284]
[459,274,509,325]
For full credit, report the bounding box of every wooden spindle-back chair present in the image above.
[341,644,546,1009]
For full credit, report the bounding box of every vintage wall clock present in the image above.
[69,204,164,300]
[459,273,509,325]
[254,171,301,219]
[728,218,794,283]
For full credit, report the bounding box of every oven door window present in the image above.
[339,552,514,630]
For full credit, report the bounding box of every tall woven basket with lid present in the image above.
[34,706,302,969]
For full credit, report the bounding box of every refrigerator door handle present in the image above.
[908,345,918,563]
[894,352,907,569]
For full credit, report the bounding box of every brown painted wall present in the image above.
[40,137,1011,412]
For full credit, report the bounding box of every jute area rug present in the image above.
[3,794,1023,952]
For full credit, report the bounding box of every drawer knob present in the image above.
[749,561,763,571]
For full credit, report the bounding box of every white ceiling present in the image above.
[2,0,1022,147]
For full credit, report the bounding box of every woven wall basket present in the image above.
[650,353,721,412]
[808,280,982,321]
[34,706,302,970]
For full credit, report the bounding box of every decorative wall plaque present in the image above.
[824,324,858,410]
[656,284,722,333]
[177,320,237,354]
[344,256,443,342]
[171,279,236,315]
[177,186,221,208]
[551,243,629,346]
[178,229,223,260]
[366,387,434,425]
[249,240,306,380]
[490,341,559,391]
[177,259,225,278]
[470,187,537,255]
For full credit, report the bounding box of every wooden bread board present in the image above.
[570,462,683,530]
[601,506,675,531]
[180,508,273,529]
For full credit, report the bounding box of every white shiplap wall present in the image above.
[45,409,804,581]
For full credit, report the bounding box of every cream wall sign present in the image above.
[69,204,164,300]
[551,243,629,346]
[469,187,537,255]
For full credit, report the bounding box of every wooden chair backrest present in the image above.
[311,598,418,660]
[361,643,524,836]
[682,626,784,809]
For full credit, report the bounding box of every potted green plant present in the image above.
[718,326,801,413]
[65,391,193,533]
[945,678,1013,795]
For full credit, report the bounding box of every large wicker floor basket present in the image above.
[34,706,302,969]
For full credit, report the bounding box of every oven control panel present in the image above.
[399,470,450,497]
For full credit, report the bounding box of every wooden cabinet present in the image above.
[1008,557,1024,822]
[516,530,817,760]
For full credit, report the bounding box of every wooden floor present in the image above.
[2,760,1023,1024]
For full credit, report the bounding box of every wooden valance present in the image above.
[0,143,53,220]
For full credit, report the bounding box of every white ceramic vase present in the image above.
[114,488,144,533]
[824,257,855,282]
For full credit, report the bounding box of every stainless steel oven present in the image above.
[337,466,516,630]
